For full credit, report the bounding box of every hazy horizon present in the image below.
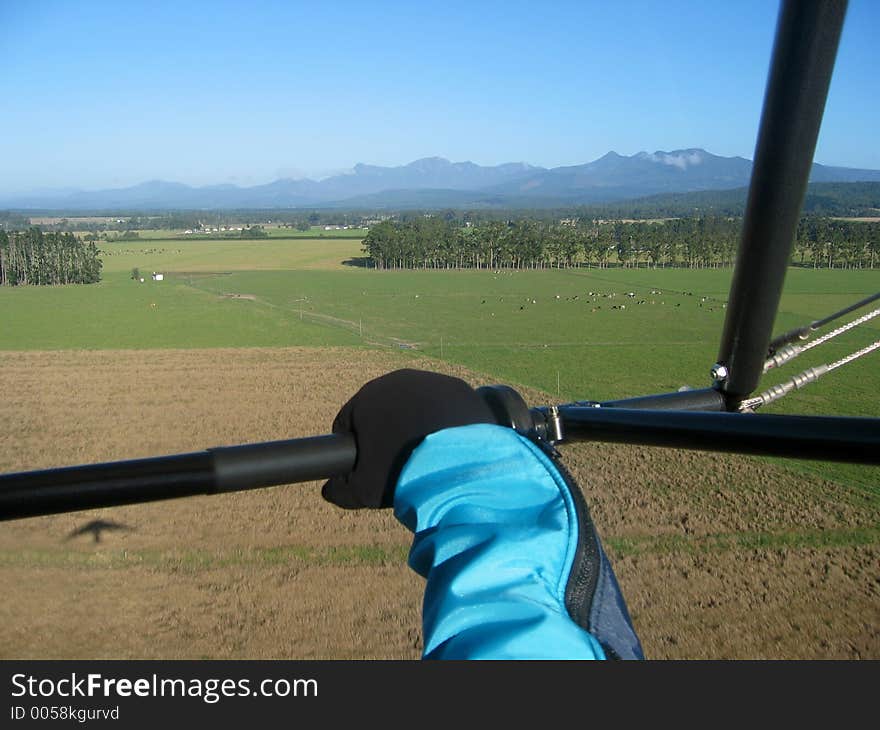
[8,147,880,199]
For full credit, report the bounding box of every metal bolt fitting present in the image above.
[546,405,564,444]
[710,363,729,382]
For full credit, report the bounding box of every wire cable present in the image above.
[742,337,880,412]
[767,291,880,355]
[826,338,880,371]
[763,307,880,372]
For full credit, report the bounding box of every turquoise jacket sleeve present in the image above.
[393,423,642,660]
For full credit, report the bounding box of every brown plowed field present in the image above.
[0,349,877,659]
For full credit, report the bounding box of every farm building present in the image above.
[151,272,164,281]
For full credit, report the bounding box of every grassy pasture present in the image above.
[183,266,880,405]
[3,237,877,412]
[98,236,364,271]
[0,271,360,349]
[184,267,725,398]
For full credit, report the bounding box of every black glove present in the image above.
[321,369,496,509]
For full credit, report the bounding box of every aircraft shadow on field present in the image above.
[64,519,134,544]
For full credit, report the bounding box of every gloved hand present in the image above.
[321,369,496,509]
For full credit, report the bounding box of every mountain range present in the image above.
[4,149,880,210]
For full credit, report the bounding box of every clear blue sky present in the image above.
[1,0,877,194]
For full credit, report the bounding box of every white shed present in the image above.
[152,272,164,281]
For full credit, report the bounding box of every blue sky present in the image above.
[1,0,877,193]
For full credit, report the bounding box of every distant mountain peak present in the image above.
[3,149,878,210]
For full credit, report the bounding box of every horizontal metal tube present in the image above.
[547,407,880,464]
[211,435,357,492]
[0,434,356,522]
[598,388,725,412]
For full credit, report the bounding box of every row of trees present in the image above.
[795,217,880,269]
[362,217,741,270]
[362,216,879,270]
[0,228,102,286]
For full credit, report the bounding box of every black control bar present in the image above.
[0,434,355,521]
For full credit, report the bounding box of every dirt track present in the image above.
[0,349,877,659]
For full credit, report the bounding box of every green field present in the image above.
[4,237,877,403]
[98,237,364,271]
[2,236,877,488]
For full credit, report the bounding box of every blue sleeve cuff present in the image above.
[393,423,606,660]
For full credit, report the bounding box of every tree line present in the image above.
[362,216,879,270]
[0,228,102,286]
[795,217,880,268]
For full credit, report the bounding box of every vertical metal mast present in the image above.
[716,0,847,409]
